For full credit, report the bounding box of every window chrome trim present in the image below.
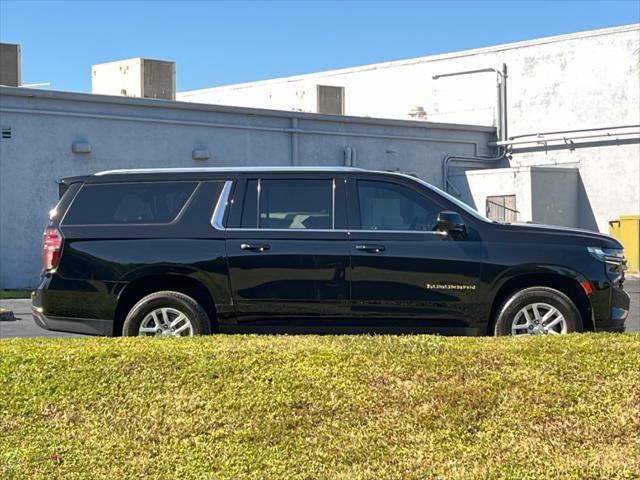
[256,178,261,228]
[225,228,447,235]
[211,181,233,230]
[332,178,336,230]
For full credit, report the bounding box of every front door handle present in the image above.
[355,244,386,253]
[240,243,271,252]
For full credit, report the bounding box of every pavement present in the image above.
[1,277,639,339]
[0,298,86,339]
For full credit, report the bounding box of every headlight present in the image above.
[587,246,626,265]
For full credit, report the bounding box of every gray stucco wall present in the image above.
[0,87,495,288]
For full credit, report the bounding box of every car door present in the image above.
[347,175,482,334]
[224,175,350,331]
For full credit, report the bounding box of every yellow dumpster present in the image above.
[609,215,640,273]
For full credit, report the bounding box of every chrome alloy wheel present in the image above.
[511,302,567,336]
[138,307,194,337]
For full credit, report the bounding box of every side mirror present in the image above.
[436,211,466,237]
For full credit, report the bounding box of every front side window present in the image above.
[357,180,440,231]
[63,182,197,225]
[241,179,334,229]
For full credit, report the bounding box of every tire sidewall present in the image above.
[122,292,210,337]
[494,287,581,336]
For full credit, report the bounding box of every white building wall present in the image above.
[178,25,639,130]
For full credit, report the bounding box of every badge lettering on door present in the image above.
[425,283,477,291]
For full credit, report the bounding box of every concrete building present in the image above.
[179,24,640,233]
[0,87,493,288]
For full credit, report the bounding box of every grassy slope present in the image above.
[1,334,639,480]
[0,290,31,300]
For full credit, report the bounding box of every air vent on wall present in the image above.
[1,127,11,139]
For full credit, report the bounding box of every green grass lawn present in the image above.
[0,290,31,300]
[1,334,639,479]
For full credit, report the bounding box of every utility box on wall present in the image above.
[609,215,640,273]
[92,58,176,100]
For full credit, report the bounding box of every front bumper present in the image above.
[593,261,630,333]
[594,282,630,333]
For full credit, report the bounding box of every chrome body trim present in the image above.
[225,228,447,235]
[211,181,233,230]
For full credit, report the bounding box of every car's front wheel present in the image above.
[494,287,582,336]
[122,291,211,337]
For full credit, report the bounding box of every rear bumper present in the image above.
[31,288,112,336]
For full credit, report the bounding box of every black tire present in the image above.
[493,286,582,336]
[122,291,212,337]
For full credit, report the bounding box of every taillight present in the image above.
[43,228,62,271]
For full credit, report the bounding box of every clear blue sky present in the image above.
[1,0,638,93]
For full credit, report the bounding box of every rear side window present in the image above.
[63,182,197,225]
[240,179,334,229]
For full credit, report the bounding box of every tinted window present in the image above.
[64,182,197,225]
[240,179,334,229]
[358,180,440,231]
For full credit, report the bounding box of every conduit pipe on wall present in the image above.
[433,64,508,143]
[504,124,640,141]
[433,64,509,194]
[489,126,640,148]
[442,149,507,196]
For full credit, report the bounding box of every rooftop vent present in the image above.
[92,58,176,100]
[0,43,21,87]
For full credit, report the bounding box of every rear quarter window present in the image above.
[62,181,198,225]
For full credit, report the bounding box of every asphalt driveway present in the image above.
[1,277,639,338]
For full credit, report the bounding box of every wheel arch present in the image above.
[113,274,218,336]
[487,271,594,335]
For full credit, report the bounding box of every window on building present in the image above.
[486,195,517,222]
[241,179,335,230]
[317,85,344,115]
[357,180,441,231]
[63,182,197,225]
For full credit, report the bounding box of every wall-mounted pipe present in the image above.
[505,124,640,141]
[442,149,507,196]
[433,63,508,142]
[490,128,640,147]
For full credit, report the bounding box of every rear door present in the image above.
[347,175,482,334]
[224,174,350,330]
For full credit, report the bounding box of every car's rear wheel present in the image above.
[494,287,582,336]
[122,291,211,337]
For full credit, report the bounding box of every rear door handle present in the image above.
[240,243,271,252]
[355,244,386,253]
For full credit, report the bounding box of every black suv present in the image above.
[32,167,629,337]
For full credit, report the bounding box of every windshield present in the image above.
[409,175,492,223]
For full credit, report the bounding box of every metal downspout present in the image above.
[442,148,507,196]
[434,64,509,194]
